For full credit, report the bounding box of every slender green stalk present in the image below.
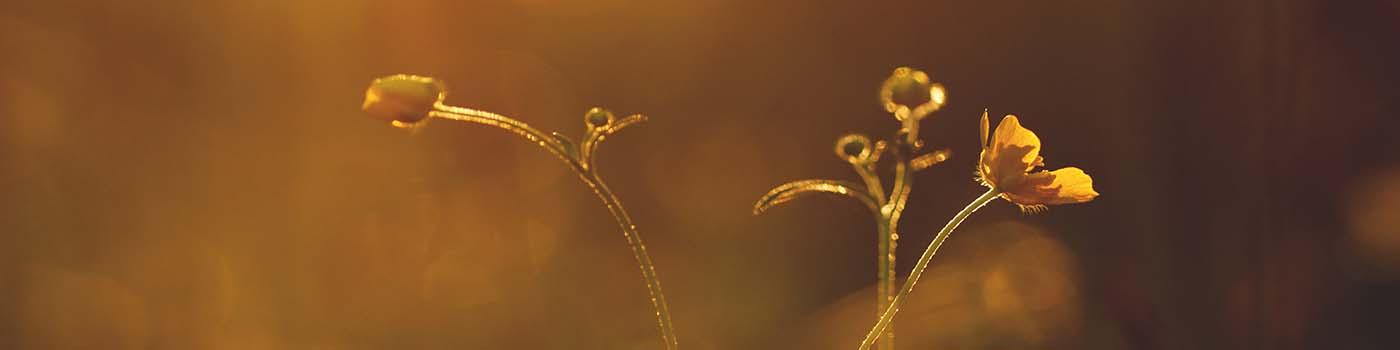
[874,155,915,350]
[859,189,999,350]
[429,106,678,350]
[873,217,895,350]
[579,169,679,350]
[852,151,897,350]
[852,162,887,205]
[750,66,949,350]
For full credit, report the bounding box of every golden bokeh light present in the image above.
[1346,167,1400,275]
[797,222,1082,349]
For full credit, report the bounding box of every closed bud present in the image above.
[835,134,875,164]
[362,74,446,126]
[879,67,945,121]
[886,69,932,108]
[585,107,614,128]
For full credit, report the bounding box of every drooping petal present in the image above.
[999,170,1053,204]
[1001,167,1098,206]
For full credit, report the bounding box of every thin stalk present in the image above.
[853,164,887,204]
[875,157,915,350]
[427,107,572,163]
[873,217,896,350]
[579,169,679,350]
[429,107,677,350]
[859,189,999,350]
[852,158,894,350]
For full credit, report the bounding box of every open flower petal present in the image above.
[990,115,1041,172]
[1001,167,1099,205]
[980,115,1046,188]
[977,113,1099,208]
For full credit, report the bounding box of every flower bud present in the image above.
[362,74,445,125]
[879,67,945,121]
[585,107,614,128]
[835,134,874,164]
[887,69,931,107]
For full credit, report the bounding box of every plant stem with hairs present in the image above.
[362,75,678,350]
[577,168,677,350]
[875,140,913,350]
[858,189,999,350]
[754,67,950,350]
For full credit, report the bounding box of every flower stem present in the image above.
[579,169,679,350]
[853,160,895,343]
[429,106,677,349]
[875,158,914,350]
[858,188,999,350]
[874,218,896,350]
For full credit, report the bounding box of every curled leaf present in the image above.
[753,179,880,215]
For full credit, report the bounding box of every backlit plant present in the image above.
[361,67,1098,350]
[361,74,678,350]
[754,67,951,350]
[854,108,1098,349]
[751,67,1099,350]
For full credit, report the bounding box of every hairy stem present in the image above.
[428,107,573,163]
[579,170,679,350]
[875,156,914,350]
[874,217,896,350]
[851,158,893,350]
[429,107,677,349]
[853,164,887,205]
[859,189,999,350]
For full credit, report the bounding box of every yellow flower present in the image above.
[977,111,1098,211]
[362,74,445,126]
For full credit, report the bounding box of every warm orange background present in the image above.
[3,0,1398,349]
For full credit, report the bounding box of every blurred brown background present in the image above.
[3,0,1398,349]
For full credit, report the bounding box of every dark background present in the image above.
[2,0,1398,349]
